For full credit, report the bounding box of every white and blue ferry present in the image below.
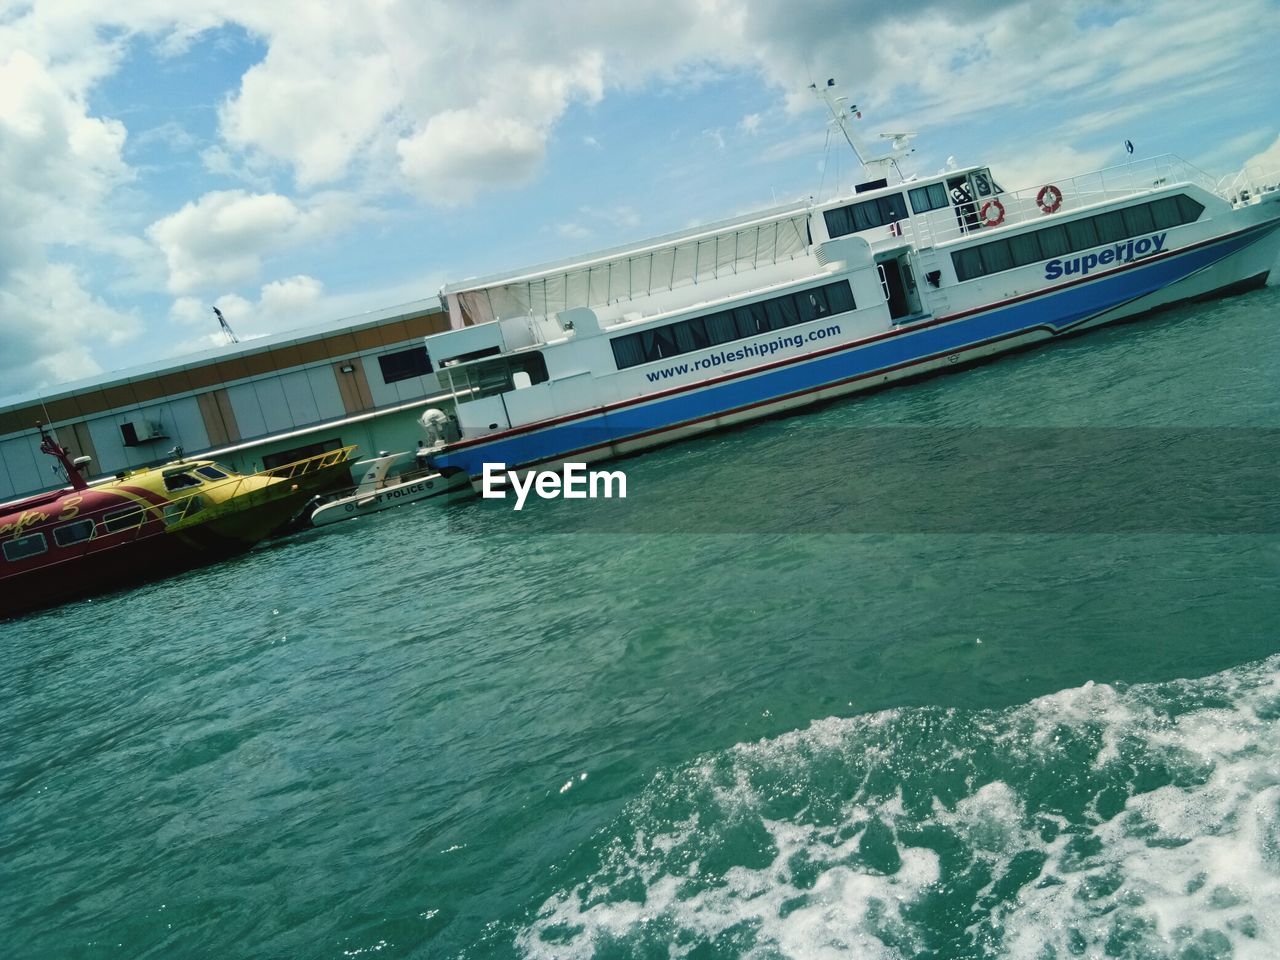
[423,84,1280,483]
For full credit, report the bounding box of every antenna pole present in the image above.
[812,79,870,177]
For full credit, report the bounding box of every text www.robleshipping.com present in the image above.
[644,324,842,383]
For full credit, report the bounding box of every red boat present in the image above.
[1,426,355,619]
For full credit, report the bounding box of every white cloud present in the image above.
[740,113,762,136]
[146,189,362,293]
[1244,135,1280,179]
[0,48,139,394]
[168,273,324,340]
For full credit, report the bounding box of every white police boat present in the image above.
[423,82,1280,484]
[307,450,468,526]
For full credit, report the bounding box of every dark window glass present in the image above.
[953,247,984,282]
[1065,218,1100,251]
[641,326,678,361]
[1121,204,1156,236]
[1175,195,1205,223]
[101,506,144,534]
[825,280,856,313]
[611,334,645,369]
[1038,225,1071,258]
[53,519,95,547]
[1008,232,1043,267]
[852,200,882,231]
[673,318,709,353]
[796,287,832,323]
[823,206,856,239]
[377,346,434,384]
[879,194,908,223]
[909,183,949,214]
[980,240,1014,274]
[163,472,201,492]
[3,533,47,562]
[757,300,783,330]
[1093,211,1128,243]
[510,352,549,385]
[704,312,737,345]
[1149,197,1183,229]
[733,302,771,337]
[776,296,801,327]
[196,465,228,480]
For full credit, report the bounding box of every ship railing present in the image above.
[54,446,359,541]
[898,154,1219,249]
[1217,164,1280,206]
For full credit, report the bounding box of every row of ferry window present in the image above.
[1,505,150,562]
[951,195,1205,282]
[823,182,963,239]
[610,280,857,370]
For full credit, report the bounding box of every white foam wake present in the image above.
[517,655,1280,958]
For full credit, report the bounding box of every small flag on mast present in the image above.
[1125,139,1134,155]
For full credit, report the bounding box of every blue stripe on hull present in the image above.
[434,224,1270,475]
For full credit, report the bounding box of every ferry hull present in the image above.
[433,218,1280,482]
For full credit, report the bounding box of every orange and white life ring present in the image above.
[1036,184,1063,214]
[980,198,1005,227]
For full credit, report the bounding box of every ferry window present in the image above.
[640,326,679,362]
[510,352,549,386]
[1094,211,1128,243]
[733,302,771,337]
[610,280,858,370]
[1038,225,1071,258]
[1121,204,1156,236]
[673,317,710,352]
[100,506,144,534]
[196,465,229,480]
[377,346,434,384]
[53,519,95,547]
[163,472,202,492]
[1065,218,1100,251]
[825,194,908,238]
[705,312,737,345]
[824,206,856,238]
[825,280,856,314]
[909,183,949,214]
[1008,232,1043,267]
[776,296,802,328]
[953,247,983,282]
[796,287,832,323]
[980,240,1013,274]
[3,533,47,562]
[1148,197,1182,229]
[1175,195,1205,223]
[611,334,645,369]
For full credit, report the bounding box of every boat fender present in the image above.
[1036,184,1063,214]
[980,198,1005,227]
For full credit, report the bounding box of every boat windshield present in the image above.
[163,472,202,491]
[196,465,230,480]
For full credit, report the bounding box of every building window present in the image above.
[377,346,434,384]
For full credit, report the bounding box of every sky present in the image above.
[2,0,1279,402]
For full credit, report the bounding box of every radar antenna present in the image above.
[810,79,915,183]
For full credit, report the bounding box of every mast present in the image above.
[811,79,915,184]
[38,423,89,491]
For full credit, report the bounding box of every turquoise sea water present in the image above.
[4,285,1280,959]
